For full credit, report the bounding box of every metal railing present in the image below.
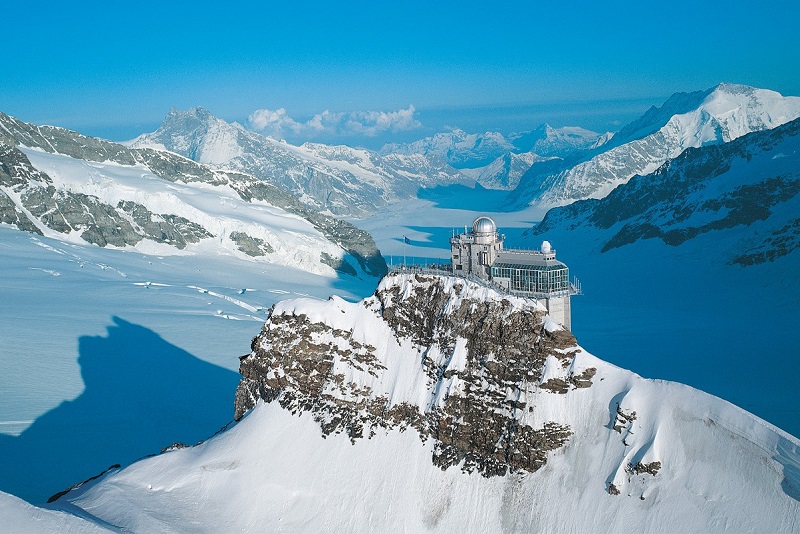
[387,264,583,299]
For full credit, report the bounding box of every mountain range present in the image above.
[532,116,800,263]
[128,108,467,217]
[511,83,800,209]
[0,112,386,278]
[1,82,800,531]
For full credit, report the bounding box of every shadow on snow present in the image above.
[0,317,240,505]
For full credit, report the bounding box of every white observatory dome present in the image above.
[472,216,496,235]
[541,240,552,254]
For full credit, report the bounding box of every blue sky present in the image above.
[2,0,798,145]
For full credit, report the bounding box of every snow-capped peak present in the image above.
[523,83,800,207]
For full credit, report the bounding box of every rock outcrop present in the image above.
[236,272,595,477]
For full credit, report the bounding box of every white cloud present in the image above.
[247,105,421,140]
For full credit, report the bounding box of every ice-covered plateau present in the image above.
[59,273,800,533]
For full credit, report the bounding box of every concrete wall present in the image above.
[545,296,572,331]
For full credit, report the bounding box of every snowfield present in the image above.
[0,226,375,505]
[19,147,344,276]
[51,275,800,533]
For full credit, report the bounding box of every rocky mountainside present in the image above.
[514,83,800,209]
[509,123,609,156]
[532,117,800,265]
[53,273,800,532]
[381,124,603,171]
[459,152,556,190]
[0,112,386,278]
[128,108,466,217]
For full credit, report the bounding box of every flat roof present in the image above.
[494,251,566,269]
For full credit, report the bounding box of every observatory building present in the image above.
[450,216,579,329]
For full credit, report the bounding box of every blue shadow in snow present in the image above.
[775,436,800,502]
[417,183,513,211]
[0,317,240,505]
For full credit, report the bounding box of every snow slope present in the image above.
[0,225,375,505]
[17,147,344,275]
[0,491,110,533]
[55,274,800,533]
[0,111,387,278]
[129,108,466,216]
[518,84,800,208]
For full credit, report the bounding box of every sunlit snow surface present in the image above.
[0,226,374,504]
[52,276,800,533]
[354,197,800,440]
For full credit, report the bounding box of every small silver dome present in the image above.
[472,216,496,235]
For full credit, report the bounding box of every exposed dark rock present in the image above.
[612,405,637,433]
[731,218,800,265]
[229,231,274,257]
[22,187,143,247]
[627,461,661,476]
[320,251,358,276]
[0,188,42,235]
[236,274,586,477]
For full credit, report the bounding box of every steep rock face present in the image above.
[0,112,386,277]
[532,117,800,264]
[236,273,590,476]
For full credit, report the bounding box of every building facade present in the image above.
[450,216,578,329]
[450,216,505,280]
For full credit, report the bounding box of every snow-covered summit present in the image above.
[510,123,604,156]
[517,83,800,208]
[51,271,800,532]
[131,109,466,217]
[128,107,245,165]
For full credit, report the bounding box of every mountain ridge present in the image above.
[52,272,800,532]
[513,83,800,209]
[130,108,467,217]
[0,111,387,278]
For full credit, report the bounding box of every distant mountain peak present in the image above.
[518,83,800,208]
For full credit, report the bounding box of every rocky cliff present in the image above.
[236,272,595,476]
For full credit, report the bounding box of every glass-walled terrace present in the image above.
[491,262,570,294]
